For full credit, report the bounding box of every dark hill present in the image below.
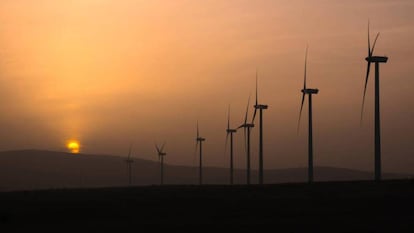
[0,150,410,191]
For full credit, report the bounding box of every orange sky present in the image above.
[0,0,413,173]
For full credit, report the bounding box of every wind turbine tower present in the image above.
[225,106,237,185]
[195,122,206,185]
[155,142,167,185]
[298,46,319,183]
[238,95,254,185]
[252,71,268,185]
[361,22,388,181]
[125,144,134,186]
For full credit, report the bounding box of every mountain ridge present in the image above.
[0,149,410,191]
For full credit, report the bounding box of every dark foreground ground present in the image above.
[1,180,414,232]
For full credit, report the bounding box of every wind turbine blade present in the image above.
[196,121,199,138]
[194,141,199,165]
[155,143,160,154]
[160,142,166,153]
[128,143,133,159]
[252,108,257,124]
[224,133,229,155]
[368,20,371,57]
[255,69,259,106]
[244,94,251,125]
[304,45,308,90]
[243,127,247,153]
[361,62,371,124]
[297,93,306,134]
[227,105,230,130]
[195,141,198,152]
[251,69,259,124]
[370,33,380,56]
[298,46,308,134]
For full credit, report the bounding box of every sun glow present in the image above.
[67,140,80,154]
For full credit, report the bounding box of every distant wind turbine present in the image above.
[238,95,254,185]
[297,46,319,183]
[252,71,268,185]
[155,142,167,185]
[225,105,237,185]
[361,21,388,182]
[125,144,134,186]
[195,122,206,185]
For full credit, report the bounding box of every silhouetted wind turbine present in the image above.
[125,144,134,186]
[297,46,319,183]
[361,21,388,182]
[225,105,237,185]
[155,142,167,185]
[195,122,206,185]
[252,71,268,185]
[238,95,254,185]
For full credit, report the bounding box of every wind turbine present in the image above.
[225,105,237,185]
[238,95,254,185]
[252,71,268,185]
[297,46,319,183]
[361,21,388,182]
[155,142,167,185]
[195,122,206,185]
[125,144,134,186]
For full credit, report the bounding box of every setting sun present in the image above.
[67,140,80,154]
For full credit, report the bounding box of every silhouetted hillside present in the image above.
[0,150,410,191]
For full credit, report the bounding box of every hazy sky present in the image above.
[1,0,413,173]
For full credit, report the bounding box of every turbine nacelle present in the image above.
[254,104,268,110]
[197,137,205,142]
[238,122,254,129]
[226,129,237,133]
[158,152,167,156]
[244,123,254,128]
[301,88,319,94]
[366,56,388,63]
